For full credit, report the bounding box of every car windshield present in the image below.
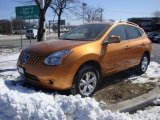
[60,24,110,41]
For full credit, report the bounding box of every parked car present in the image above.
[13,29,26,34]
[17,21,151,97]
[153,35,160,43]
[147,32,159,42]
[25,29,38,39]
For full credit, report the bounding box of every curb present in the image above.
[99,86,160,113]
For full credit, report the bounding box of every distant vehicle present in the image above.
[147,32,159,42]
[153,35,160,43]
[25,29,38,39]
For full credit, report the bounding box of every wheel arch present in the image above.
[73,60,102,83]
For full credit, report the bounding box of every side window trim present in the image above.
[124,25,128,40]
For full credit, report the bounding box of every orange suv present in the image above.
[17,21,151,97]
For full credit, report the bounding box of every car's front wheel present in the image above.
[135,54,149,74]
[72,65,100,97]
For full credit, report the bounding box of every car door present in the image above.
[101,25,132,75]
[125,25,145,67]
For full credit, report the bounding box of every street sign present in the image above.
[54,20,66,25]
[16,5,39,19]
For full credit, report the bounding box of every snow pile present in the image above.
[0,53,19,69]
[128,62,160,84]
[127,106,160,120]
[153,97,160,105]
[0,52,20,80]
[0,79,129,120]
[0,34,7,37]
[1,77,160,120]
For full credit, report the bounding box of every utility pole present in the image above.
[49,20,52,34]
[40,0,46,40]
[82,3,87,24]
[10,18,13,35]
[99,8,104,22]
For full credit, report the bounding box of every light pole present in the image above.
[82,3,87,24]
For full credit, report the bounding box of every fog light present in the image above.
[47,80,54,85]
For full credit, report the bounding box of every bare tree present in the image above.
[50,0,78,37]
[84,7,103,22]
[152,10,160,31]
[153,10,160,17]
[75,6,103,23]
[35,0,52,41]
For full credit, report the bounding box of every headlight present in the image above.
[44,49,72,65]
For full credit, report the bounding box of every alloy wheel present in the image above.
[141,56,148,72]
[78,71,97,96]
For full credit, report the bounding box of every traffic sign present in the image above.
[16,5,39,19]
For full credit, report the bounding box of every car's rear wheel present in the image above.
[135,54,149,74]
[71,65,99,97]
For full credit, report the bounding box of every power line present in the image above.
[104,8,152,15]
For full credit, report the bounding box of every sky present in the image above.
[0,0,160,25]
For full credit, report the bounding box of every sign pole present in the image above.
[20,19,22,48]
[29,19,31,45]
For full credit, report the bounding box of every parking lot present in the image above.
[0,34,58,48]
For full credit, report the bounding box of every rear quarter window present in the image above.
[125,25,141,39]
[137,28,144,36]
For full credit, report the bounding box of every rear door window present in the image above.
[137,28,144,36]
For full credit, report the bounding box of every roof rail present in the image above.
[114,20,139,26]
[126,21,139,26]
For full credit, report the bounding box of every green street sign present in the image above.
[16,5,39,19]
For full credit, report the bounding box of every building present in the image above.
[128,17,160,32]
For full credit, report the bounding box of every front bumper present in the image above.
[17,59,75,90]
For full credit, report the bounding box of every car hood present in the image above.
[22,39,92,56]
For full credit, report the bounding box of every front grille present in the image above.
[24,73,39,83]
[26,55,42,64]
[21,54,42,65]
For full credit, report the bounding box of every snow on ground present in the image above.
[128,62,160,85]
[153,97,160,105]
[0,34,7,37]
[0,50,160,120]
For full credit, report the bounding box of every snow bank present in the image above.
[0,34,7,37]
[127,106,160,120]
[153,97,160,105]
[0,79,129,120]
[128,62,160,84]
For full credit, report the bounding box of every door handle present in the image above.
[138,43,145,48]
[125,46,130,50]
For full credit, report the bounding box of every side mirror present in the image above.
[108,35,120,43]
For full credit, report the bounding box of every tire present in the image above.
[71,65,100,97]
[135,54,149,74]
